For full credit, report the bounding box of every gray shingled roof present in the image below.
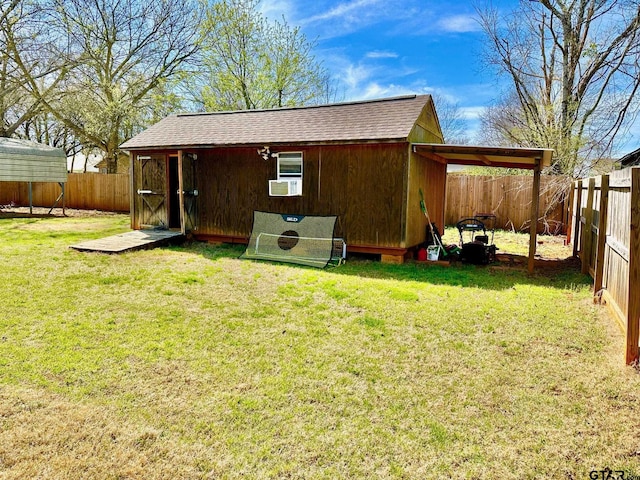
[121,95,432,150]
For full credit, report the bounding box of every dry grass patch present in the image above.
[2,215,640,478]
[0,385,228,479]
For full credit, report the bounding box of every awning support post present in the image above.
[28,181,33,215]
[528,158,542,273]
[48,182,66,214]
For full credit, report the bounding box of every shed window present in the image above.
[277,152,303,179]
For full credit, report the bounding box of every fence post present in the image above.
[626,168,640,365]
[581,178,595,275]
[593,174,609,295]
[566,184,575,244]
[572,179,583,258]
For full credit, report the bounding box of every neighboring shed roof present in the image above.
[0,137,67,183]
[619,147,640,167]
[120,94,434,150]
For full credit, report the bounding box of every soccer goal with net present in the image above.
[241,211,346,268]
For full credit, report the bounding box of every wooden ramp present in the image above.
[71,229,184,253]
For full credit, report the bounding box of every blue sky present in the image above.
[258,0,640,156]
[257,0,518,143]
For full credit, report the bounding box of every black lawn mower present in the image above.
[455,214,498,265]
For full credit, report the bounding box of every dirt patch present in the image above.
[491,252,581,272]
[0,206,124,218]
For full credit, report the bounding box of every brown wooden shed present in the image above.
[120,94,446,262]
[121,95,554,267]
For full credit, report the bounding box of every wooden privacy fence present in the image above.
[446,174,569,233]
[1,173,570,231]
[570,167,640,364]
[0,173,130,212]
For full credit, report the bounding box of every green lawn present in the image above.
[1,214,639,479]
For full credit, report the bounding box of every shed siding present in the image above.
[126,96,447,254]
[143,143,409,248]
[405,152,447,248]
[344,144,406,247]
[408,101,444,144]
[404,99,446,247]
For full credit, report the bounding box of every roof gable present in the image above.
[121,95,437,150]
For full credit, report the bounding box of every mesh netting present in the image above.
[241,211,341,268]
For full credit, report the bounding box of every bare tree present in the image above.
[476,0,640,177]
[0,0,69,138]
[26,0,202,173]
[431,94,471,145]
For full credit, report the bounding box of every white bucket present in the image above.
[427,245,439,261]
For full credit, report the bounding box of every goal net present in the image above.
[241,211,345,268]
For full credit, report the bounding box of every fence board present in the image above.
[581,178,596,274]
[593,175,609,293]
[573,167,640,364]
[4,173,569,227]
[446,175,567,233]
[0,173,130,212]
[627,168,640,364]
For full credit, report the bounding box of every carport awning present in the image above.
[413,143,555,274]
[412,143,553,170]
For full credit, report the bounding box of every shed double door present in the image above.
[136,153,197,233]
[138,155,168,229]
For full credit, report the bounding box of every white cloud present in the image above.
[365,50,398,59]
[360,83,387,99]
[342,64,373,90]
[360,83,416,100]
[258,0,296,20]
[334,60,413,100]
[332,52,417,100]
[437,14,481,33]
[302,0,382,24]
[459,106,484,120]
[298,0,418,38]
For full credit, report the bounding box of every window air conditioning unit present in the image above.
[269,179,302,196]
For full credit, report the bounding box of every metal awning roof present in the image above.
[0,137,67,183]
[412,144,554,170]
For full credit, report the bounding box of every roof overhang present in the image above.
[412,143,553,170]
[121,138,408,152]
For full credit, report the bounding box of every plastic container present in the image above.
[427,245,440,261]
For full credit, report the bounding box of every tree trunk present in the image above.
[106,150,118,174]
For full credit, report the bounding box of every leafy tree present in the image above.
[192,0,334,111]
[27,0,202,173]
[476,0,640,178]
